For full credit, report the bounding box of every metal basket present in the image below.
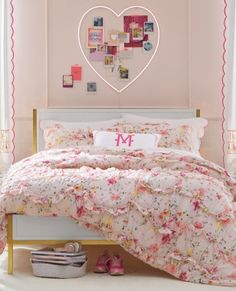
[31,259,88,279]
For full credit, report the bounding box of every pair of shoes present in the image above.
[94,251,124,275]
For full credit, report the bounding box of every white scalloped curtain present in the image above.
[226,1,236,129]
[225,0,236,173]
[0,0,13,174]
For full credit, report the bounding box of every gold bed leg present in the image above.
[196,109,201,118]
[32,109,37,154]
[7,214,13,274]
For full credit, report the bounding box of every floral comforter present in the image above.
[0,146,236,286]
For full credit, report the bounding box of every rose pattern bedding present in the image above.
[42,120,201,153]
[0,146,236,286]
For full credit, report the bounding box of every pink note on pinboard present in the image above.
[71,65,82,81]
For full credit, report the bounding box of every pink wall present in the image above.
[190,0,223,165]
[47,0,189,107]
[14,0,224,165]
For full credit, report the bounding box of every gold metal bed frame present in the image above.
[7,108,201,274]
[7,214,116,274]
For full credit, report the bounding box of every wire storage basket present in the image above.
[31,247,87,279]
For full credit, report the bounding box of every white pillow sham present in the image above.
[93,130,162,150]
[122,114,207,137]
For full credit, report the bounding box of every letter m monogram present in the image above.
[115,133,134,147]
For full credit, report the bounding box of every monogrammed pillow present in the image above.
[93,131,162,150]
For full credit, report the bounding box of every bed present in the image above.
[6,108,199,274]
[1,107,236,286]
[8,108,199,271]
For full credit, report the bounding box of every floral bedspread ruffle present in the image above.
[0,146,236,286]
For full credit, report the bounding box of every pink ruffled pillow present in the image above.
[42,125,94,149]
[40,119,122,150]
[40,118,207,154]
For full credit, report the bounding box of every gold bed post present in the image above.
[196,109,201,117]
[33,109,37,154]
[7,214,13,274]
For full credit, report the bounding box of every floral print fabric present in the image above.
[42,123,94,149]
[43,121,201,154]
[0,146,236,286]
[109,122,200,153]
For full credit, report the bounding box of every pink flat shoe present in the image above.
[94,250,110,273]
[108,254,124,276]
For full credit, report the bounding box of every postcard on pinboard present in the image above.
[89,48,104,62]
[143,41,153,53]
[108,30,120,45]
[144,22,154,34]
[119,47,133,59]
[124,15,148,48]
[104,54,114,67]
[87,82,97,94]
[63,75,73,88]
[87,28,104,48]
[93,16,103,27]
[118,32,130,43]
[119,66,129,80]
[106,45,117,56]
[71,65,82,81]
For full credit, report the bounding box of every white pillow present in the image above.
[122,114,208,138]
[93,130,162,150]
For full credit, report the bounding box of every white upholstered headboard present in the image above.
[33,108,199,152]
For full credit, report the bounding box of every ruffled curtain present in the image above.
[0,0,14,175]
[225,0,236,174]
